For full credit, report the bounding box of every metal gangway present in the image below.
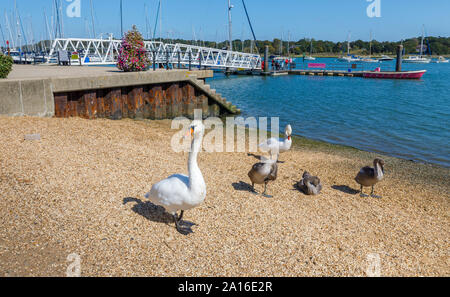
[47,37,261,70]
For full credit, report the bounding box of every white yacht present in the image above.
[338,55,360,62]
[404,25,431,64]
[403,56,431,63]
[304,39,316,60]
[338,31,360,62]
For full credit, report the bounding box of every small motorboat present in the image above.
[432,56,449,63]
[378,55,394,61]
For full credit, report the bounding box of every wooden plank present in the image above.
[165,83,182,118]
[103,89,112,119]
[121,87,129,118]
[68,91,83,117]
[110,88,122,120]
[129,86,144,119]
[182,83,196,118]
[96,89,105,118]
[54,93,68,118]
[149,85,164,119]
[142,86,152,119]
[83,91,97,119]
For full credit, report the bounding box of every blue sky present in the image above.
[1,0,449,45]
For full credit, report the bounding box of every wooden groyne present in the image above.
[0,65,240,119]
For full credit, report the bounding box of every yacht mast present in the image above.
[59,0,64,37]
[159,0,162,42]
[420,25,424,57]
[90,0,96,38]
[54,0,61,38]
[228,0,233,51]
[120,0,123,37]
[0,23,6,49]
[347,31,351,55]
[14,0,22,51]
[145,3,150,39]
[5,11,15,48]
[287,31,290,57]
[43,10,53,42]
[280,32,283,55]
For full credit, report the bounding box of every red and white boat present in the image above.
[363,69,426,79]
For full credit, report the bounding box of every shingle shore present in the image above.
[0,117,448,276]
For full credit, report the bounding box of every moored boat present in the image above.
[378,55,394,61]
[404,25,431,64]
[363,70,426,79]
[403,56,431,63]
[432,56,449,63]
[360,57,380,63]
[338,55,360,62]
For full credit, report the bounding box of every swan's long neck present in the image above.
[374,162,384,180]
[188,133,205,194]
[283,134,292,149]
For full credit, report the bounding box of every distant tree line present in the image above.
[161,36,450,56]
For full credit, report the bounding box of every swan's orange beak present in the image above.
[288,136,291,141]
[185,127,194,137]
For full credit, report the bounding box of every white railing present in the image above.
[47,37,261,70]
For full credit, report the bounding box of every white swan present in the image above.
[259,124,292,156]
[145,120,206,234]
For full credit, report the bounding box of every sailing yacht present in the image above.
[304,39,316,60]
[338,32,360,62]
[404,26,431,64]
[360,31,379,63]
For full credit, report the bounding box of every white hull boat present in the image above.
[432,56,449,63]
[403,56,431,63]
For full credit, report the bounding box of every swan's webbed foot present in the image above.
[174,211,193,235]
[175,221,194,235]
[261,184,273,198]
[249,183,258,195]
[359,185,369,197]
[370,186,382,199]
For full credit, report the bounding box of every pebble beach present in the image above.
[0,116,448,276]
